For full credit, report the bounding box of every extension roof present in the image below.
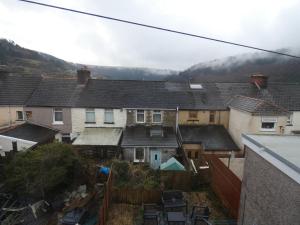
[178,125,239,151]
[121,125,178,147]
[0,74,42,105]
[0,123,58,143]
[216,82,300,111]
[228,95,289,116]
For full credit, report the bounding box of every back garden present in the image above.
[0,144,236,225]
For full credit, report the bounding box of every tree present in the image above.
[4,143,81,198]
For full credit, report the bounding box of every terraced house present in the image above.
[0,72,41,128]
[1,70,299,170]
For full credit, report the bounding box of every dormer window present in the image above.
[189,83,203,89]
[152,110,162,123]
[136,110,145,123]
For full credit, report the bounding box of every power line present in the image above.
[19,0,300,59]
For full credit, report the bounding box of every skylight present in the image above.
[189,83,203,89]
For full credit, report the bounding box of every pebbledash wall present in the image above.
[0,106,24,128]
[238,147,300,225]
[126,109,176,127]
[178,110,229,128]
[228,108,288,149]
[71,108,127,135]
[25,107,72,134]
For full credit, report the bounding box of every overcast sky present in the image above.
[1,0,300,70]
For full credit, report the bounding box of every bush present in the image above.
[4,143,81,198]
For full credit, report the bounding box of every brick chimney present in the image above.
[77,66,91,85]
[250,74,268,89]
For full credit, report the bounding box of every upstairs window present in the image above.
[16,111,24,120]
[136,110,145,123]
[104,109,114,124]
[152,110,162,123]
[287,114,293,125]
[25,111,32,120]
[189,111,197,119]
[261,117,277,131]
[53,108,63,124]
[209,111,215,123]
[85,108,95,123]
[134,147,145,162]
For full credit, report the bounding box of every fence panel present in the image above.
[205,155,241,219]
[112,188,161,204]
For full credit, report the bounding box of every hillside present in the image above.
[0,39,177,80]
[176,51,300,82]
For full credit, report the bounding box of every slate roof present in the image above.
[178,125,239,151]
[228,95,289,116]
[121,125,178,147]
[26,78,82,107]
[216,82,300,111]
[0,123,58,143]
[0,74,42,105]
[75,80,226,110]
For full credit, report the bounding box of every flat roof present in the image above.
[242,134,300,184]
[73,128,122,146]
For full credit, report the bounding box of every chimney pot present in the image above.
[250,74,268,88]
[77,66,91,85]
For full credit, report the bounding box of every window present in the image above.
[287,114,293,125]
[53,108,63,124]
[150,127,163,137]
[188,151,192,159]
[195,151,199,159]
[134,147,145,162]
[189,111,197,119]
[62,134,71,143]
[209,111,215,123]
[261,117,277,131]
[136,110,145,123]
[16,111,24,120]
[85,109,95,123]
[25,111,32,120]
[104,109,114,124]
[152,110,162,123]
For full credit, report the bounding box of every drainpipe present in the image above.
[176,106,179,134]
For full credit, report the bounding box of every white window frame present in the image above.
[134,147,145,162]
[152,110,163,123]
[136,110,145,123]
[287,114,293,125]
[53,108,63,125]
[104,109,114,124]
[16,111,24,121]
[261,117,277,131]
[85,108,96,123]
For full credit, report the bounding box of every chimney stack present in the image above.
[77,66,91,85]
[250,74,268,89]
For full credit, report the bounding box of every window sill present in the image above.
[260,129,276,132]
[136,121,145,124]
[104,122,115,124]
[52,122,64,125]
[85,122,96,124]
[134,159,145,163]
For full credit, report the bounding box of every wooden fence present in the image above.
[112,188,161,204]
[98,169,113,225]
[205,155,241,219]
